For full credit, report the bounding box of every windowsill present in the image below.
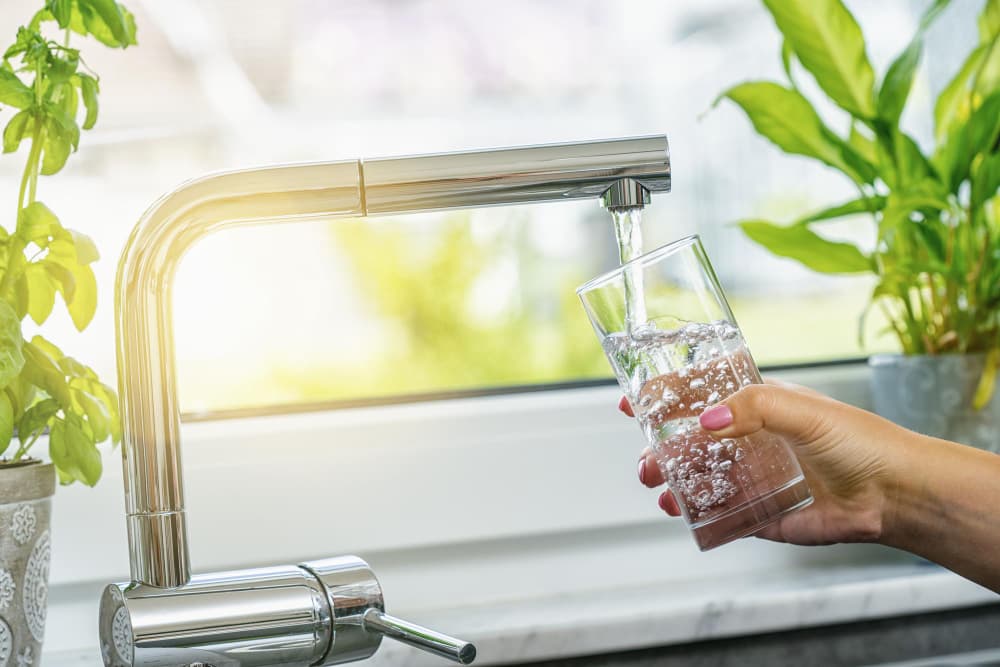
[39,360,996,664]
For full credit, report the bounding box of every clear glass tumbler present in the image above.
[578,235,813,550]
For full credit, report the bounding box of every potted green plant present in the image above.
[717,0,1000,451]
[0,0,134,659]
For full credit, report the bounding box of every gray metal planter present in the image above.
[869,353,1000,453]
[0,462,54,666]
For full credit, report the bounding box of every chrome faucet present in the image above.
[99,136,671,666]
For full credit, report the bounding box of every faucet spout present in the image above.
[116,135,669,590]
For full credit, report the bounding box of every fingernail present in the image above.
[618,396,634,417]
[638,458,646,484]
[700,405,733,431]
[658,491,672,513]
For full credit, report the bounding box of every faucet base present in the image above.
[99,555,474,667]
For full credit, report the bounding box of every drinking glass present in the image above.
[578,235,813,550]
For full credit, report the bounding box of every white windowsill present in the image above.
[38,362,998,664]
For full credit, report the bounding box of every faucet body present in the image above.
[101,136,670,666]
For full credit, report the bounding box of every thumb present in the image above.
[698,383,832,443]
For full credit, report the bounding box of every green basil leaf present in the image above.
[49,412,102,486]
[21,339,71,407]
[70,229,99,263]
[43,260,76,304]
[717,81,870,184]
[740,220,871,273]
[797,195,886,225]
[0,301,24,391]
[16,398,57,449]
[3,109,32,154]
[18,201,61,244]
[67,263,96,331]
[68,376,118,444]
[59,356,97,380]
[52,0,74,27]
[78,0,135,48]
[0,69,33,109]
[0,392,13,457]
[29,334,63,362]
[972,150,1000,213]
[24,263,55,325]
[72,383,109,443]
[78,73,98,130]
[761,0,876,117]
[28,9,55,32]
[48,52,79,84]
[41,117,72,175]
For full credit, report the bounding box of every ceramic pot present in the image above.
[0,461,54,666]
[869,353,1000,453]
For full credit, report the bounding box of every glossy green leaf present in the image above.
[51,0,74,27]
[49,412,101,486]
[886,127,937,188]
[972,150,1000,213]
[24,263,56,325]
[797,195,886,225]
[3,110,32,154]
[0,69,33,109]
[848,125,878,165]
[981,0,1000,42]
[780,39,794,83]
[934,44,987,144]
[78,73,98,129]
[739,220,871,273]
[878,38,922,125]
[935,91,1000,190]
[761,0,876,117]
[0,392,13,457]
[718,81,870,184]
[0,301,24,391]
[974,348,1000,409]
[67,263,96,331]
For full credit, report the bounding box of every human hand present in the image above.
[626,379,909,545]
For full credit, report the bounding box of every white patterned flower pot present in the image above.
[0,462,54,667]
[870,353,1000,453]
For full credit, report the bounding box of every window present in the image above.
[0,0,977,414]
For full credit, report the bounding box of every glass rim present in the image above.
[576,234,701,295]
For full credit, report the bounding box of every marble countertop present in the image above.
[365,562,996,666]
[44,556,997,666]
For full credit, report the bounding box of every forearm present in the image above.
[881,434,1000,592]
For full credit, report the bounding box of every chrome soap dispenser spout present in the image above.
[99,135,671,667]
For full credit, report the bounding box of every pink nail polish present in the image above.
[618,396,634,417]
[638,458,646,484]
[700,405,733,431]
[658,491,672,512]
